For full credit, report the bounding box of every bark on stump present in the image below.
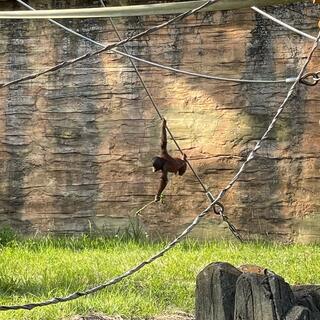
[195,263,320,320]
[195,262,242,320]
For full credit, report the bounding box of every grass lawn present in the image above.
[0,232,319,320]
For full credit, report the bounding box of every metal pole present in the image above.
[0,0,305,19]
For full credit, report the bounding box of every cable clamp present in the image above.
[285,77,298,83]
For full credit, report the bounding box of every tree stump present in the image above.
[292,285,320,319]
[285,306,312,320]
[195,263,320,320]
[234,272,294,320]
[195,262,241,320]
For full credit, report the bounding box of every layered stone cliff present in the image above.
[0,0,319,242]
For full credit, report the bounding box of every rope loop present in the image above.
[213,202,224,215]
[299,71,320,86]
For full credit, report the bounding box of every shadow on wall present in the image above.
[44,17,104,234]
[2,19,34,233]
[238,5,308,239]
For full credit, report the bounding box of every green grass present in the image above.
[0,233,319,320]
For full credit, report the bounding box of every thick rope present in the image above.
[212,31,320,201]
[5,0,297,92]
[0,201,214,311]
[1,23,318,313]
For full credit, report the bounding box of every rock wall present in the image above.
[0,1,319,242]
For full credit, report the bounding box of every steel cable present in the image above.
[252,6,318,41]
[0,0,218,90]
[3,0,297,92]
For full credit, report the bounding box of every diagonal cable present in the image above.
[0,0,217,90]
[0,20,319,314]
[3,0,297,92]
[212,31,320,203]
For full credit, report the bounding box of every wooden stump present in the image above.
[285,306,312,320]
[292,286,320,319]
[195,263,320,320]
[234,272,294,320]
[195,262,241,320]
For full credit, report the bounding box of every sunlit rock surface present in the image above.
[0,1,319,242]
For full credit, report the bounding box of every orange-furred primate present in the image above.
[152,119,187,202]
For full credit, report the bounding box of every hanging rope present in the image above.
[110,52,297,84]
[1,16,318,312]
[99,0,228,227]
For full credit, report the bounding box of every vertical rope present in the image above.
[100,0,214,194]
